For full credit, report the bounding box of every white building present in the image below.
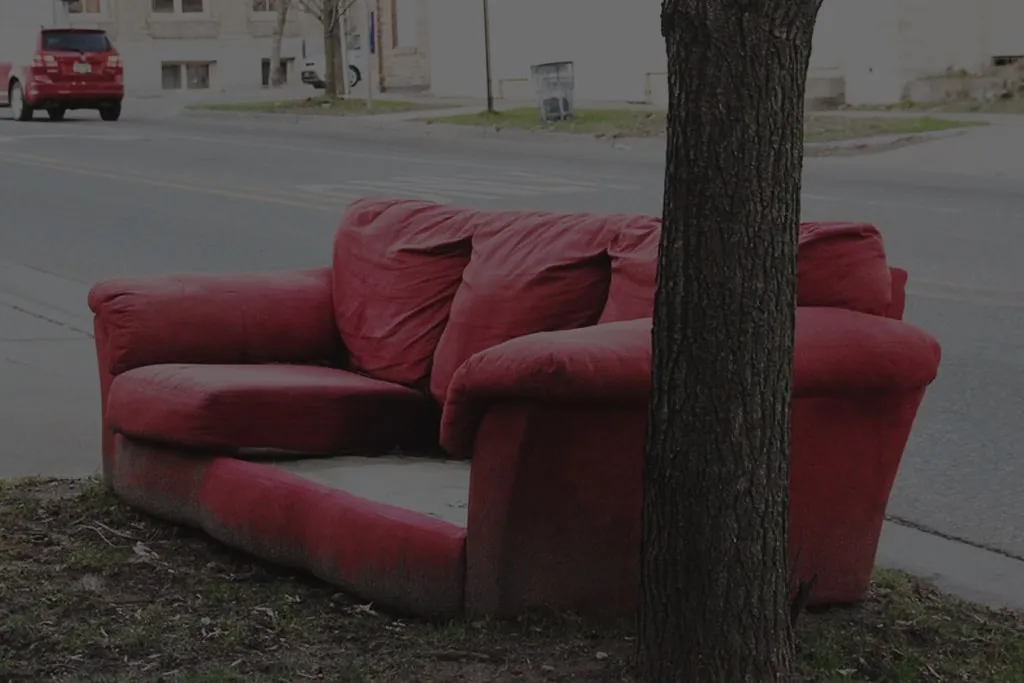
[1,0,331,96]
[425,0,1024,106]
[0,0,432,96]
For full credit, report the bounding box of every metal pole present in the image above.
[482,0,494,113]
[363,0,373,112]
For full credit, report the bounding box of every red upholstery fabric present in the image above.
[332,198,478,388]
[596,220,894,322]
[886,267,909,320]
[598,219,660,324]
[798,221,892,315]
[441,319,652,457]
[88,201,941,619]
[111,438,466,617]
[107,364,437,453]
[429,212,618,404]
[88,268,341,377]
[445,310,939,615]
[461,386,930,616]
[440,309,940,459]
[464,403,646,617]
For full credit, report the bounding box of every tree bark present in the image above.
[269,0,291,87]
[322,0,339,98]
[637,0,821,681]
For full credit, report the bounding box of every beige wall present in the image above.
[343,0,430,91]
[69,0,319,42]
[423,0,1024,105]
[62,0,323,93]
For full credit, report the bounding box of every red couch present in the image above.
[88,198,941,618]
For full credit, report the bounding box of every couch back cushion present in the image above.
[798,221,891,315]
[332,198,480,388]
[597,219,892,322]
[429,211,617,404]
[598,218,661,324]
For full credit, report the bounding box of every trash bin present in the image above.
[530,61,575,122]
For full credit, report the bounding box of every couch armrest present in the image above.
[793,306,940,397]
[440,319,651,457]
[89,267,342,376]
[440,308,941,457]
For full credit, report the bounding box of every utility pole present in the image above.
[362,0,374,112]
[482,0,494,113]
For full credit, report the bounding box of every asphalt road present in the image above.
[1,108,1022,562]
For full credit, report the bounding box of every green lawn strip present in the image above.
[187,96,446,116]
[803,115,983,143]
[420,107,666,138]
[419,107,983,142]
[2,477,1022,682]
[845,98,1024,114]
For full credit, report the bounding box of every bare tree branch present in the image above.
[295,0,359,29]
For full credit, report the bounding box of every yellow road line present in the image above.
[0,150,344,214]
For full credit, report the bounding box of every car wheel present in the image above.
[47,107,66,122]
[99,102,121,122]
[10,82,33,122]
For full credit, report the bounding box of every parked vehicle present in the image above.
[301,56,362,92]
[0,28,124,122]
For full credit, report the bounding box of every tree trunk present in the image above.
[319,0,348,99]
[322,0,338,98]
[269,0,291,87]
[637,0,821,681]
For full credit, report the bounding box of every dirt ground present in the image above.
[2,478,1023,682]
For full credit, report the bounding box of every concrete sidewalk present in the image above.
[815,121,1024,181]
[0,259,99,480]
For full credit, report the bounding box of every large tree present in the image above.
[268,0,293,87]
[637,0,822,681]
[296,0,358,97]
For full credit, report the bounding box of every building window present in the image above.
[391,0,417,48]
[67,0,102,13]
[252,0,280,12]
[161,62,212,90]
[993,56,1023,67]
[152,0,205,13]
[161,63,181,89]
[261,58,292,86]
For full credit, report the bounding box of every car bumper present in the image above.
[25,80,123,108]
[301,71,325,88]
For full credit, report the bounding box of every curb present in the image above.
[804,128,970,156]
[876,520,1024,611]
[180,109,968,159]
[177,108,668,165]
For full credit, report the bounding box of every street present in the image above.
[2,108,1023,569]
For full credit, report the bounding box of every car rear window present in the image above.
[41,31,111,53]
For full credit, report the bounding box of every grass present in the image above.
[802,115,982,143]
[2,477,1024,681]
[188,96,444,116]
[420,107,982,144]
[845,97,1024,114]
[420,107,667,138]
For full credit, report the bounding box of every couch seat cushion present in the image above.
[107,364,438,453]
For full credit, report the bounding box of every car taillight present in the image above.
[32,54,57,68]
[107,54,121,67]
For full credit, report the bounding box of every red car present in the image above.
[1,28,123,122]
